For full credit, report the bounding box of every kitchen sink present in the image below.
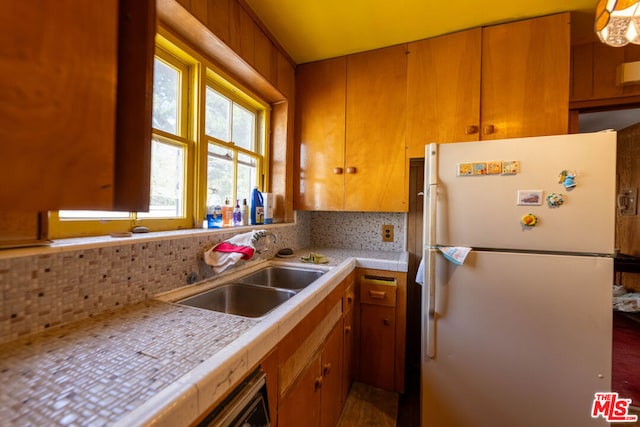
[177,283,296,318]
[238,266,325,292]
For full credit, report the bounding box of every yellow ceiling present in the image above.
[243,0,598,64]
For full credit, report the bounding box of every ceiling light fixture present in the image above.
[595,0,640,46]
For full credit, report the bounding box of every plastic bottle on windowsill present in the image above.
[242,198,249,226]
[222,198,233,227]
[233,199,242,226]
[250,187,264,225]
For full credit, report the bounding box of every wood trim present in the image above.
[157,0,284,103]
[570,95,640,110]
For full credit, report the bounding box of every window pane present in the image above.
[207,143,234,207]
[153,58,180,134]
[232,104,256,150]
[237,153,257,205]
[206,88,231,141]
[58,210,130,219]
[138,139,185,218]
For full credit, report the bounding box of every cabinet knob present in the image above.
[483,124,495,135]
[465,125,479,135]
[345,325,352,333]
[346,167,357,174]
[383,318,392,326]
[347,296,353,304]
[315,376,323,389]
[333,167,343,175]
[323,363,331,375]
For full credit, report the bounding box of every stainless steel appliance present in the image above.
[197,368,270,427]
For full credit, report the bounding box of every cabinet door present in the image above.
[345,45,408,212]
[0,0,154,212]
[295,57,346,211]
[279,354,321,427]
[359,304,396,391]
[0,1,118,210]
[480,13,570,140]
[320,321,344,427]
[406,29,482,158]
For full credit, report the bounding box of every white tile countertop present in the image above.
[0,248,408,427]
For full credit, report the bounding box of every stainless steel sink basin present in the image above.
[238,266,325,292]
[177,283,296,318]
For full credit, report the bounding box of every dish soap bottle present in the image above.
[233,199,242,226]
[206,203,222,228]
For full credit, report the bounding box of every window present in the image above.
[49,32,268,238]
[205,83,263,210]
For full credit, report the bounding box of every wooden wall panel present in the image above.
[571,43,594,101]
[616,123,640,292]
[207,0,231,44]
[229,1,255,66]
[254,27,277,83]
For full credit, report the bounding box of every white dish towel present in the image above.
[204,229,266,274]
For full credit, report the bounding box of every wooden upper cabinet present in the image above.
[571,41,640,105]
[295,57,347,211]
[480,13,570,140]
[0,0,154,212]
[345,44,408,212]
[406,28,482,158]
[406,13,570,156]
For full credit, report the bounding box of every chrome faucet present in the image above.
[252,231,277,253]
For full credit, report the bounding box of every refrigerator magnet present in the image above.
[521,213,538,227]
[472,162,487,175]
[487,161,502,175]
[546,193,564,208]
[457,163,473,176]
[502,161,520,175]
[558,170,577,190]
[517,190,543,206]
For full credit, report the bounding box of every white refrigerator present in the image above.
[421,132,616,427]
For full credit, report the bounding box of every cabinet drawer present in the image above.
[360,275,396,307]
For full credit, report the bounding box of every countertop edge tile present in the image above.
[112,381,199,427]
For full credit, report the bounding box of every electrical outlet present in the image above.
[382,224,394,242]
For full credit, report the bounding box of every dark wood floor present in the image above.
[397,365,420,427]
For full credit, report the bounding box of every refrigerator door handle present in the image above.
[425,248,437,359]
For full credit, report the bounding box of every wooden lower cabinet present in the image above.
[355,268,406,393]
[278,354,321,426]
[359,304,396,391]
[276,275,349,427]
[278,321,343,427]
[320,321,344,427]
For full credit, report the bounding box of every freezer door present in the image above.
[421,251,612,427]
[432,132,616,253]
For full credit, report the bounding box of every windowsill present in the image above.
[0,222,294,260]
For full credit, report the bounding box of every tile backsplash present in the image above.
[0,210,405,344]
[310,211,405,251]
